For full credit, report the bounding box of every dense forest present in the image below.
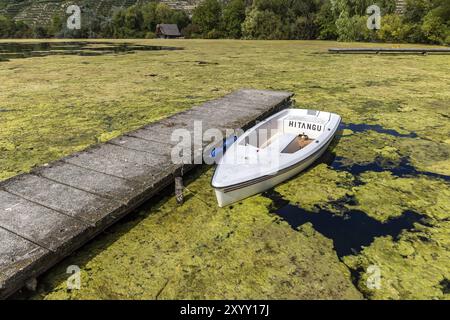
[0,0,448,44]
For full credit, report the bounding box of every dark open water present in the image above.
[0,42,182,61]
[264,122,448,258]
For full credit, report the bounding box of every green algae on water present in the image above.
[31,170,361,300]
[275,163,355,213]
[349,171,450,222]
[2,39,449,300]
[343,220,450,300]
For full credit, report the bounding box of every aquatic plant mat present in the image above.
[0,88,293,299]
[1,40,449,300]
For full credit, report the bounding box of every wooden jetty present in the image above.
[0,89,293,299]
[328,47,450,54]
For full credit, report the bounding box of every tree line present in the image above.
[0,0,448,45]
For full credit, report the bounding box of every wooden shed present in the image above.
[156,24,182,39]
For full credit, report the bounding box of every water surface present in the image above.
[264,190,423,257]
[0,42,182,62]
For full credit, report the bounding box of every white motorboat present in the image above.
[211,108,341,207]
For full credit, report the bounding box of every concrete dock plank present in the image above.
[2,175,123,225]
[101,143,173,168]
[36,162,141,201]
[160,110,224,131]
[65,152,161,183]
[65,144,177,184]
[0,89,294,299]
[140,122,186,141]
[0,228,50,276]
[109,136,173,156]
[35,161,172,222]
[128,127,175,145]
[226,89,293,106]
[71,143,175,171]
[0,228,54,297]
[0,191,91,252]
[132,122,223,149]
[180,106,254,129]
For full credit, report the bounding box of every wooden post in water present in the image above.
[175,176,184,204]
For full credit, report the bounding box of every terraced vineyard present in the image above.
[0,0,200,25]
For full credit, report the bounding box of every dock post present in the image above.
[175,176,184,204]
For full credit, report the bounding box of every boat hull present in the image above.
[214,138,333,207]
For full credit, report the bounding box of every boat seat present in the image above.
[281,135,314,154]
[277,133,298,152]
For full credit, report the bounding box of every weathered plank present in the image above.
[36,162,141,200]
[0,191,90,252]
[2,174,123,226]
[0,89,294,299]
[109,136,174,156]
[329,47,450,54]
[128,127,176,145]
[0,228,54,298]
[64,144,176,184]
